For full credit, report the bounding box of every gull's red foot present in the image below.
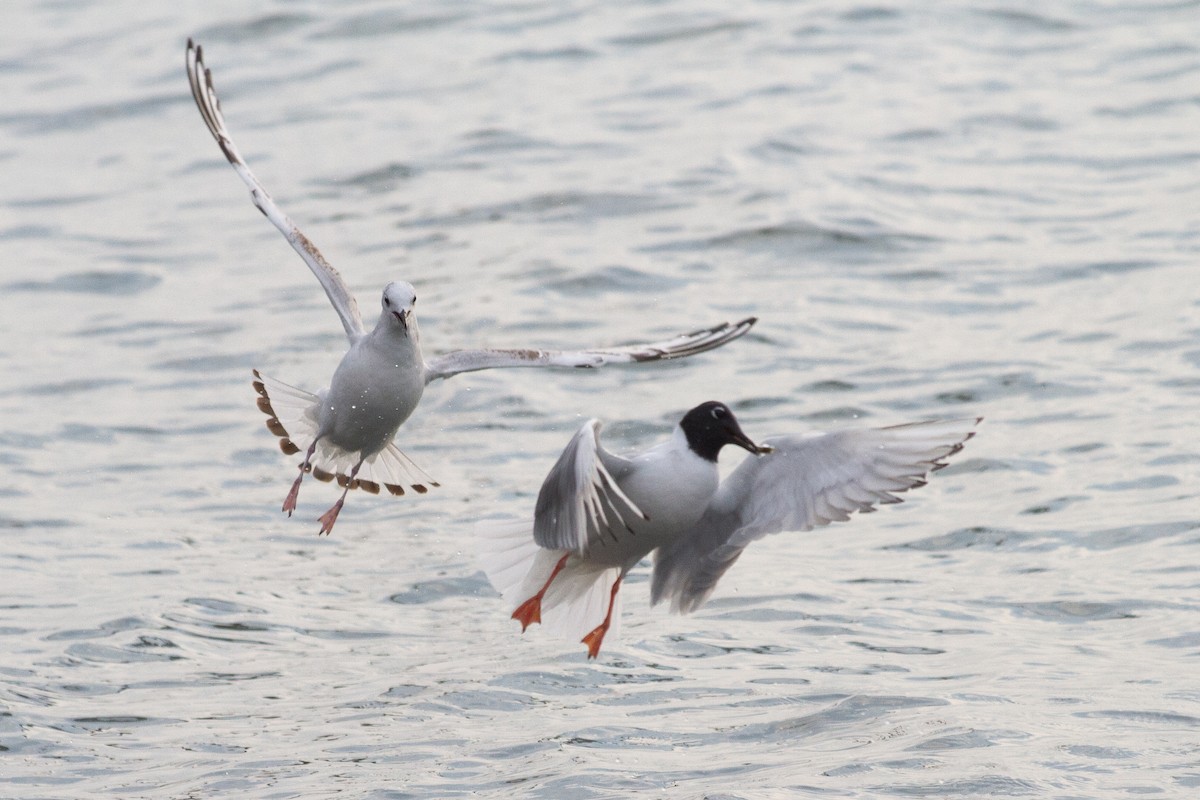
[316,460,362,536]
[282,473,303,516]
[317,498,345,536]
[581,623,609,659]
[284,441,318,517]
[511,597,542,631]
[510,553,571,632]
[581,575,623,659]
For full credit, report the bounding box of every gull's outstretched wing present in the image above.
[651,418,980,614]
[186,39,365,342]
[533,419,647,555]
[423,317,757,384]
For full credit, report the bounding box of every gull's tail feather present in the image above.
[309,439,440,497]
[252,369,439,497]
[373,441,441,494]
[252,369,319,457]
[477,519,622,645]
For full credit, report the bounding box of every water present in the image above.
[3,0,1199,796]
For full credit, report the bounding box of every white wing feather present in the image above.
[651,418,980,614]
[532,420,647,554]
[186,40,365,342]
[423,317,757,384]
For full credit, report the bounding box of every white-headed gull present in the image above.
[185,41,757,535]
[478,404,978,658]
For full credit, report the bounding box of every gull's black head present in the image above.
[678,401,767,462]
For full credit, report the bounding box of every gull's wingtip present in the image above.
[629,314,760,362]
[712,315,756,335]
[731,316,757,338]
[720,315,757,340]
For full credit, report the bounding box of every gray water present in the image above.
[3,1,1199,797]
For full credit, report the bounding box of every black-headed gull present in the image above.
[478,405,978,657]
[185,41,757,535]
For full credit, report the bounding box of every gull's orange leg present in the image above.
[581,575,623,659]
[511,553,571,631]
[316,459,363,536]
[283,440,319,516]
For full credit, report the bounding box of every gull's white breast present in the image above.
[589,427,719,568]
[319,336,425,455]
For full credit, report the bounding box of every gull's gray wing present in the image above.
[651,417,980,614]
[186,40,365,342]
[533,419,647,554]
[423,317,757,384]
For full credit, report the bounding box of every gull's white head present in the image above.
[381,281,417,336]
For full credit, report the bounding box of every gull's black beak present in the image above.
[393,309,408,332]
[726,420,772,455]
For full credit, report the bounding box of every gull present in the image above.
[478,404,978,658]
[185,40,757,535]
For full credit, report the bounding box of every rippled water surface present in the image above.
[3,1,1200,796]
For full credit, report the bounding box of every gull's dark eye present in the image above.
[412,296,416,305]
[711,406,726,420]
[384,296,392,308]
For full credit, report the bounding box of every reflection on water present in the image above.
[2,1,1200,797]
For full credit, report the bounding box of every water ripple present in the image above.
[3,1,1199,796]
[5,270,160,295]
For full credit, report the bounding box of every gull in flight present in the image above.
[185,41,756,535]
[478,404,978,658]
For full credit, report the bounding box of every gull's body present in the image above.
[186,40,757,534]
[479,409,978,658]
[317,282,425,455]
[542,426,726,569]
[482,401,769,657]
